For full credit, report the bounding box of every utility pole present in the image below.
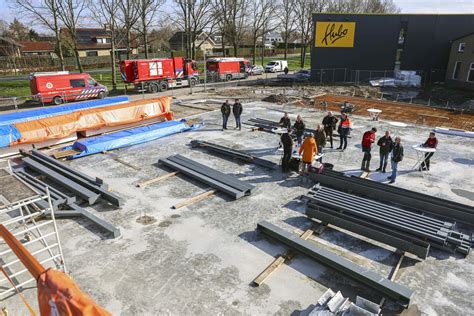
[203,52,207,92]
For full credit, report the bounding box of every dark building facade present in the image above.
[446,33,474,89]
[311,14,474,84]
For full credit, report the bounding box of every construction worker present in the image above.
[298,133,317,175]
[314,124,326,161]
[280,130,294,172]
[293,115,306,147]
[279,112,291,129]
[361,127,377,172]
[376,131,393,173]
[284,66,289,75]
[387,136,404,184]
[336,113,351,151]
[322,111,338,148]
[221,100,231,130]
[420,132,438,171]
[232,99,243,130]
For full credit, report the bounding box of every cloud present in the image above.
[394,0,474,13]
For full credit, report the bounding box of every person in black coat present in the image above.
[293,115,305,146]
[387,136,404,184]
[375,131,393,173]
[232,99,243,130]
[279,112,291,129]
[322,111,338,148]
[280,131,294,172]
[221,100,231,130]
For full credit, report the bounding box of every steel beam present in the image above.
[159,155,255,199]
[23,157,100,205]
[190,140,278,169]
[257,221,413,307]
[27,152,122,207]
[29,149,107,188]
[309,170,474,225]
[306,206,430,259]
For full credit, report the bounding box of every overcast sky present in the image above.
[0,0,473,31]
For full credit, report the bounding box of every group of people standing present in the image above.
[221,99,243,130]
[360,129,438,183]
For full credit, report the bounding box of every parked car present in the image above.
[249,65,264,75]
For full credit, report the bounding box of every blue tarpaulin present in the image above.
[0,125,21,148]
[68,120,197,158]
[0,96,129,126]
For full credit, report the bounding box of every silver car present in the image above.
[249,65,264,75]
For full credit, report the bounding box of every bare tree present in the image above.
[295,0,329,68]
[57,0,88,72]
[248,0,275,64]
[132,0,165,58]
[90,0,119,90]
[213,0,247,57]
[328,0,399,13]
[118,0,140,59]
[279,0,296,60]
[173,0,215,59]
[14,0,66,70]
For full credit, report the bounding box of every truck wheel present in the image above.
[52,96,62,105]
[148,83,159,93]
[159,81,168,92]
[225,74,232,81]
[97,91,105,99]
[190,78,197,87]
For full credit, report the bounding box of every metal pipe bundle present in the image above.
[306,186,472,256]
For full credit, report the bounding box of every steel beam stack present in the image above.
[257,221,413,307]
[190,140,278,169]
[306,186,472,256]
[244,118,319,135]
[309,169,474,225]
[159,154,255,199]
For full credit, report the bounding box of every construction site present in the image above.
[0,79,473,315]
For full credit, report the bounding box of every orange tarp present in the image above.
[14,97,173,145]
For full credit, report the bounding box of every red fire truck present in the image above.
[29,72,108,105]
[206,58,250,81]
[120,57,199,93]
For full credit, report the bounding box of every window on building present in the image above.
[86,51,98,57]
[468,63,474,82]
[452,61,462,80]
[70,79,85,88]
[458,42,466,53]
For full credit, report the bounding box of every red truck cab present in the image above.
[29,72,108,105]
[206,58,250,81]
[120,57,199,93]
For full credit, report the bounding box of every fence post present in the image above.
[333,68,336,82]
[428,98,431,106]
[320,69,323,84]
[13,97,18,111]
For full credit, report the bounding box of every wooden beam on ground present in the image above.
[112,157,141,170]
[380,251,405,306]
[52,149,80,159]
[360,171,370,178]
[252,227,317,286]
[136,171,179,188]
[172,188,217,209]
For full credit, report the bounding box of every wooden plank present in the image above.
[252,228,315,286]
[136,171,179,187]
[360,171,369,178]
[380,252,405,306]
[172,189,217,209]
[52,149,80,159]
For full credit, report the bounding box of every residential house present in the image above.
[265,32,283,47]
[19,41,56,57]
[169,31,217,55]
[62,28,138,58]
[446,32,474,89]
[0,36,21,57]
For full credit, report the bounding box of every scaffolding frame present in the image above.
[0,169,66,300]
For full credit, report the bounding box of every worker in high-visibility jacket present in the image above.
[337,113,352,151]
[298,133,317,174]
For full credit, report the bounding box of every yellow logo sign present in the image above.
[315,22,356,48]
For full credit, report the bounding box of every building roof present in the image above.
[451,32,474,42]
[19,41,54,52]
[169,31,216,46]
[0,36,22,47]
[61,28,137,50]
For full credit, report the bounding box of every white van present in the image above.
[265,60,288,73]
